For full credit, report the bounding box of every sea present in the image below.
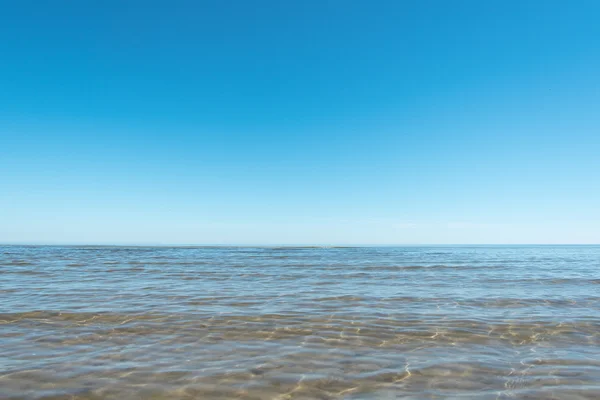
[1,245,599,399]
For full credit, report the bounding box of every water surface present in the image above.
[1,245,600,399]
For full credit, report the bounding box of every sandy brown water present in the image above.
[1,245,600,399]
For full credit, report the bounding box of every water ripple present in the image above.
[1,245,600,399]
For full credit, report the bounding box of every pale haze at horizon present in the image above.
[1,1,599,245]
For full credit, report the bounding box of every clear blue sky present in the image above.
[1,0,599,245]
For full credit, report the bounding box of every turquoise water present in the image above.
[1,245,600,399]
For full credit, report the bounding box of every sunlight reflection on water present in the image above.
[1,245,600,399]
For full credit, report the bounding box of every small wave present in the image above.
[4,270,49,276]
[2,260,36,266]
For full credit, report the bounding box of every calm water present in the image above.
[1,245,600,399]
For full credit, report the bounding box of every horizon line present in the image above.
[2,243,599,248]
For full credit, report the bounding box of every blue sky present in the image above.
[1,1,599,244]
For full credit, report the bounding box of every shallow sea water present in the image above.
[1,245,600,399]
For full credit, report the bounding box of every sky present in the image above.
[1,0,599,245]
